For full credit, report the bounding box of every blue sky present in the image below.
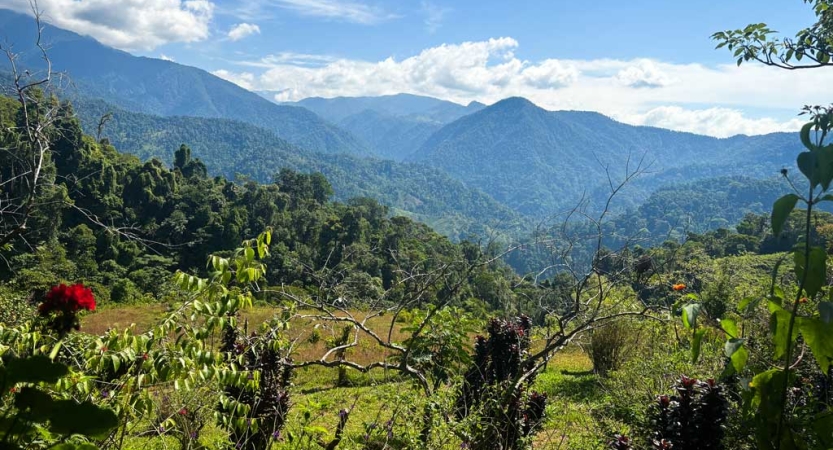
[0,0,828,137]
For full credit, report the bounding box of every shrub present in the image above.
[0,287,36,327]
[647,376,728,450]
[218,319,292,450]
[585,320,634,376]
[455,316,547,450]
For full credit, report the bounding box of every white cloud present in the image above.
[239,52,337,68]
[225,37,581,101]
[520,59,579,89]
[159,53,175,62]
[614,59,676,88]
[0,0,215,51]
[272,0,396,24]
[619,107,804,138]
[214,37,833,137]
[213,69,256,90]
[227,23,260,41]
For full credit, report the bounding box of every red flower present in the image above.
[39,283,96,315]
[672,283,687,291]
[178,408,188,415]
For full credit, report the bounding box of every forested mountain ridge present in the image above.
[0,8,369,156]
[0,95,514,306]
[412,97,799,217]
[288,94,486,160]
[289,93,485,124]
[335,109,444,161]
[70,98,525,240]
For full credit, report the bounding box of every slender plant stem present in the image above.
[775,188,814,449]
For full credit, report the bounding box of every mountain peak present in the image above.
[491,97,538,110]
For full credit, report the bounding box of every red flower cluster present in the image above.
[39,283,96,315]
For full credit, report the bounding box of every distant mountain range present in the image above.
[0,9,368,156]
[410,97,798,216]
[284,94,485,160]
[0,7,807,244]
[69,97,523,240]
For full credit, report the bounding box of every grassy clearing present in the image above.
[84,304,606,449]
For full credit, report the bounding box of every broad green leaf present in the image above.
[814,411,833,448]
[794,246,827,298]
[737,296,760,314]
[5,355,69,387]
[51,444,98,450]
[801,122,817,151]
[682,303,702,329]
[771,194,800,236]
[817,146,833,190]
[48,400,119,437]
[798,316,833,373]
[691,328,706,363]
[720,318,739,337]
[725,337,745,358]
[797,151,819,188]
[14,388,55,422]
[768,302,798,360]
[749,368,787,418]
[724,337,748,373]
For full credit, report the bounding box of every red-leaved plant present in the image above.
[38,283,96,336]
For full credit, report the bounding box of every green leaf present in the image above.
[48,400,119,437]
[771,194,800,236]
[720,318,739,337]
[768,302,799,360]
[691,328,706,364]
[51,444,99,450]
[14,388,55,422]
[794,246,827,298]
[803,123,819,150]
[798,316,833,373]
[724,337,745,358]
[737,296,760,315]
[814,411,833,448]
[682,303,702,329]
[5,355,69,388]
[798,151,819,187]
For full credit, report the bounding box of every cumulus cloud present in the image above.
[614,59,676,88]
[618,107,805,138]
[159,54,175,62]
[0,0,215,51]
[227,23,260,41]
[273,0,396,24]
[213,69,256,90]
[223,37,580,101]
